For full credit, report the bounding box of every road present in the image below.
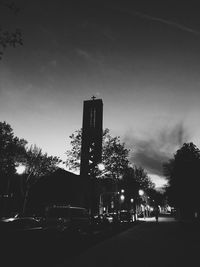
[59,216,200,267]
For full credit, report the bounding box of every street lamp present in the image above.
[16,164,26,175]
[120,193,125,212]
[139,189,144,196]
[120,194,125,202]
[16,164,34,216]
[97,163,105,171]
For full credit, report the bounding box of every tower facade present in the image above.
[80,98,103,179]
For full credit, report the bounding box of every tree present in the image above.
[121,166,154,195]
[163,142,200,218]
[21,145,62,215]
[120,166,155,209]
[20,144,62,197]
[0,1,22,59]
[0,121,27,191]
[65,129,82,173]
[66,128,130,179]
[0,121,27,216]
[24,145,61,180]
[0,121,62,215]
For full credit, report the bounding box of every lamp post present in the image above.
[138,189,144,197]
[138,189,146,219]
[98,163,105,214]
[120,190,125,212]
[16,164,34,216]
[130,197,138,221]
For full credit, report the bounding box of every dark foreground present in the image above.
[61,216,200,267]
[2,216,200,267]
[1,220,141,267]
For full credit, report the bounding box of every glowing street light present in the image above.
[16,164,26,175]
[138,189,144,196]
[120,194,125,202]
[121,189,125,194]
[130,198,134,203]
[97,163,105,171]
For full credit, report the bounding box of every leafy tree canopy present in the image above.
[120,166,155,200]
[0,121,27,176]
[66,128,130,179]
[0,121,61,185]
[163,142,200,209]
[0,0,22,59]
[24,145,62,181]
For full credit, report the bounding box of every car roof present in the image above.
[49,205,87,210]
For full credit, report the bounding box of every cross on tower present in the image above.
[91,95,96,100]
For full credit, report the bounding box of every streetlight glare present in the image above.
[139,189,144,196]
[16,164,26,174]
[97,163,105,171]
[120,194,125,201]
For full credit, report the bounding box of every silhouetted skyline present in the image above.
[1,1,200,187]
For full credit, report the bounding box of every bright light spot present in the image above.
[139,189,144,196]
[121,189,124,193]
[97,163,105,171]
[130,198,134,203]
[16,164,26,174]
[120,194,125,201]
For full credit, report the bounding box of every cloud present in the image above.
[124,122,189,176]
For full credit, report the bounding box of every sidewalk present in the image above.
[59,217,200,267]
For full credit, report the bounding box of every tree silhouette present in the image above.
[0,121,26,176]
[163,142,200,218]
[119,166,155,211]
[66,128,130,179]
[0,0,22,59]
[0,120,27,215]
[24,145,61,180]
[0,121,62,215]
[19,144,61,214]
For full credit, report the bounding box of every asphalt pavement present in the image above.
[59,216,200,267]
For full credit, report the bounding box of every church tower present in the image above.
[80,97,103,178]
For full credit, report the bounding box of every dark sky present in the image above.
[1,0,200,187]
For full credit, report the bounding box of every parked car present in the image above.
[0,217,43,231]
[44,205,91,234]
[103,213,114,224]
[119,210,133,223]
[109,212,120,224]
[0,217,45,244]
